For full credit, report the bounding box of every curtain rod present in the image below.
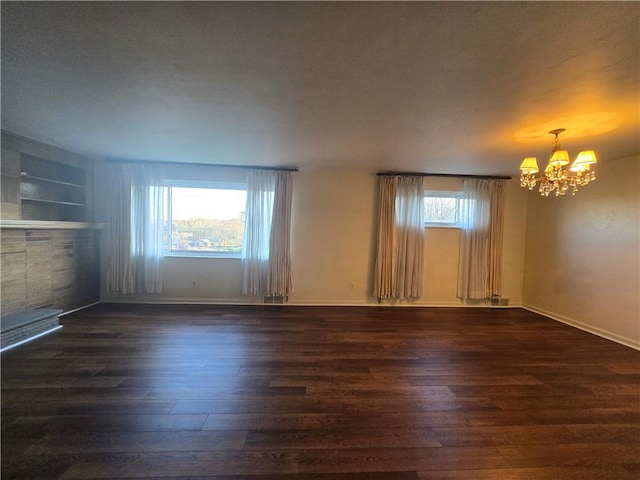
[376,171,511,180]
[106,157,299,172]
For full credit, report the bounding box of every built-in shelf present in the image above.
[20,173,85,188]
[1,132,100,318]
[20,197,86,207]
[19,153,89,222]
[0,220,104,230]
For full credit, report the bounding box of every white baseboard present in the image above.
[99,297,522,308]
[59,301,102,317]
[101,297,260,306]
[523,304,640,351]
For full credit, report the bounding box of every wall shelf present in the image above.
[0,220,104,230]
[19,153,89,222]
[21,197,86,207]
[20,173,85,188]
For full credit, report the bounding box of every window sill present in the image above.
[424,224,462,229]
[164,252,242,260]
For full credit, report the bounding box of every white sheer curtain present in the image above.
[106,163,165,294]
[130,164,165,294]
[456,178,505,300]
[106,164,134,294]
[242,170,294,297]
[373,175,425,300]
[394,176,425,299]
[242,171,274,295]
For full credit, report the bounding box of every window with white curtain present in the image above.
[163,180,247,257]
[106,164,294,297]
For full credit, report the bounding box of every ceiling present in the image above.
[1,1,638,176]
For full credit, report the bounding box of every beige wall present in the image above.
[523,154,640,348]
[100,166,528,307]
[289,170,377,304]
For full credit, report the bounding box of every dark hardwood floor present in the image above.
[2,304,639,479]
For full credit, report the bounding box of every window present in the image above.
[164,180,247,257]
[424,190,463,227]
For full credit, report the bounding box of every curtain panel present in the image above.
[394,176,425,299]
[373,176,397,299]
[130,164,165,294]
[268,172,294,296]
[242,171,274,295]
[242,170,294,297]
[106,164,134,294]
[488,181,505,297]
[373,175,424,300]
[456,178,505,300]
[106,163,165,295]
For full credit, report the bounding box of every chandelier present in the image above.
[519,128,597,196]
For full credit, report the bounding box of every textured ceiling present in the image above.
[1,2,638,175]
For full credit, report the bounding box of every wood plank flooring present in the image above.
[2,304,639,479]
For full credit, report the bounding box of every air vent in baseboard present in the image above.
[264,295,286,304]
[491,297,509,306]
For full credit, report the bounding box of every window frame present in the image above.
[423,190,464,228]
[164,179,247,258]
